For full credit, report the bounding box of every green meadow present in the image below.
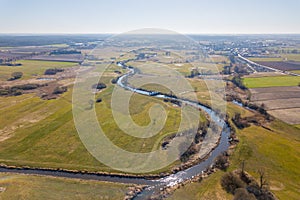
[243,76,300,88]
[0,60,77,81]
[169,104,300,200]
[0,173,128,200]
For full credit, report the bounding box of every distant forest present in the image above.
[0,35,110,46]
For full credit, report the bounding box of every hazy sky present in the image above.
[1,0,299,34]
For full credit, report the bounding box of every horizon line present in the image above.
[1,32,300,36]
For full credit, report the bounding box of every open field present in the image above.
[0,173,128,200]
[256,61,300,71]
[243,76,300,88]
[28,54,84,63]
[254,98,300,110]
[268,108,300,124]
[249,86,300,124]
[0,66,207,174]
[250,86,300,101]
[291,70,300,74]
[0,60,77,81]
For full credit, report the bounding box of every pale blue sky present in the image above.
[0,0,299,34]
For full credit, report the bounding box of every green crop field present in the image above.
[0,60,77,81]
[242,76,300,88]
[0,173,128,200]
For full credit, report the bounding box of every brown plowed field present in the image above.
[256,61,300,71]
[250,86,300,124]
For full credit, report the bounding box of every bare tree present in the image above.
[258,169,268,190]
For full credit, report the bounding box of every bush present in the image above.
[232,113,250,129]
[221,172,246,194]
[53,86,67,94]
[8,72,23,81]
[92,82,107,90]
[0,89,9,96]
[111,77,120,84]
[96,98,102,103]
[232,76,246,90]
[214,153,229,170]
[13,90,23,96]
[11,84,39,90]
[44,68,64,75]
[234,188,256,200]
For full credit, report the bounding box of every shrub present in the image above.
[53,86,67,94]
[214,153,229,170]
[11,84,39,90]
[44,68,64,75]
[92,82,107,90]
[96,98,102,103]
[111,77,120,84]
[8,72,23,81]
[234,188,256,200]
[221,172,246,194]
[13,90,23,96]
[232,76,246,90]
[232,113,250,129]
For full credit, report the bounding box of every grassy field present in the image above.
[0,173,128,200]
[169,104,300,200]
[243,76,300,88]
[0,67,206,174]
[0,60,77,81]
[294,124,300,129]
[291,70,300,75]
[229,120,300,200]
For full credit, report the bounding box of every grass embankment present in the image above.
[0,173,128,200]
[0,60,76,81]
[242,76,300,88]
[169,103,300,200]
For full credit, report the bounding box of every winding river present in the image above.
[0,62,231,199]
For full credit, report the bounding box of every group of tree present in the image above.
[53,86,67,94]
[223,64,233,75]
[50,50,81,55]
[0,83,41,96]
[221,168,276,200]
[44,68,64,75]
[111,77,120,84]
[232,76,247,90]
[7,72,23,81]
[232,113,250,129]
[92,82,107,90]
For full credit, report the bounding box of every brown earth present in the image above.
[256,61,300,71]
[249,86,300,124]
